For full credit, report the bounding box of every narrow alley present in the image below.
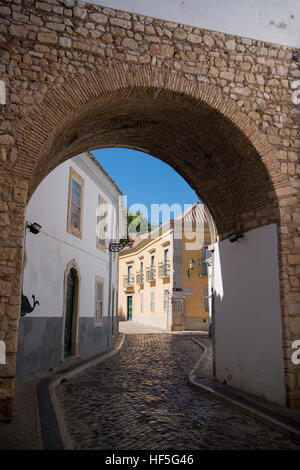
[56,326,299,450]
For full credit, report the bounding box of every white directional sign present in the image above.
[173,288,193,292]
[173,288,193,296]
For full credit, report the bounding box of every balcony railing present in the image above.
[136,270,144,285]
[158,262,170,278]
[199,259,208,276]
[146,267,156,282]
[123,274,134,287]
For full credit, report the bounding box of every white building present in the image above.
[16,152,122,381]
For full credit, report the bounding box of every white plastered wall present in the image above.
[214,224,286,405]
[91,0,300,47]
[24,153,120,321]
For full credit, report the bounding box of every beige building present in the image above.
[118,203,211,331]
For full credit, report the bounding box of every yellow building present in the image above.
[118,203,211,331]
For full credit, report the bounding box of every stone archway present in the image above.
[20,65,286,232]
[0,64,297,418]
[0,0,299,417]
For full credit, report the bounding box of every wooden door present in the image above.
[127,295,132,321]
[64,270,75,357]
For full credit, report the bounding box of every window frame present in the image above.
[163,290,169,313]
[164,248,169,264]
[67,167,84,239]
[96,194,108,251]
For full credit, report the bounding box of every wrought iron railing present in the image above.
[136,270,144,285]
[123,274,134,287]
[158,262,170,278]
[146,267,156,281]
[199,259,208,276]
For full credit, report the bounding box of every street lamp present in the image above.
[228,231,244,243]
[108,241,134,252]
[26,221,42,235]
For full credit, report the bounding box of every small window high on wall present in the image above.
[67,167,84,238]
[97,195,108,250]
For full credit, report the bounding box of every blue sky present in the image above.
[92,148,199,224]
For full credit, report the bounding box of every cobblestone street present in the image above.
[56,333,300,450]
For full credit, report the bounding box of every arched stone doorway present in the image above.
[0,64,298,420]
[62,260,80,360]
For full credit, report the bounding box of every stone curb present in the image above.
[188,338,300,443]
[48,333,126,450]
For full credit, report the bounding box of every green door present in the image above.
[64,270,75,357]
[127,295,132,321]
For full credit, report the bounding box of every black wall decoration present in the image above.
[21,294,39,316]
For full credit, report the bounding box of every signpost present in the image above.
[172,287,193,296]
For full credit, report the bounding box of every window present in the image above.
[124,264,134,287]
[199,261,208,276]
[140,292,144,313]
[199,246,210,276]
[97,195,108,250]
[204,246,211,260]
[67,167,84,238]
[204,286,209,312]
[95,277,104,325]
[164,290,169,313]
[164,248,169,264]
[151,254,155,269]
[150,291,155,313]
[128,265,133,282]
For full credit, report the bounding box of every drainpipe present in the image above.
[107,241,112,349]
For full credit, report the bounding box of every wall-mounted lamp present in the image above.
[188,259,195,278]
[228,231,244,243]
[26,222,42,234]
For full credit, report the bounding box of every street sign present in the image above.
[172,288,193,296]
[173,288,193,292]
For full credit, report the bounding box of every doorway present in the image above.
[127,295,133,321]
[63,264,79,359]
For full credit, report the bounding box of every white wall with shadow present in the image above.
[214,223,286,405]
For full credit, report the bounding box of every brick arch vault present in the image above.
[0,63,299,421]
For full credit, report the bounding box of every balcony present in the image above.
[123,274,134,287]
[136,270,144,285]
[158,262,170,279]
[146,267,156,282]
[199,259,208,276]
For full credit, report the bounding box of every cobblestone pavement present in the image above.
[56,334,300,450]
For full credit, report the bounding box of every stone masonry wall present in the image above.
[0,0,299,415]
